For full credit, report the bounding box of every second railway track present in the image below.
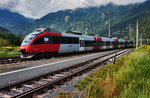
[0,49,132,98]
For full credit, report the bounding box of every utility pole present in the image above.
[129,24,131,40]
[136,20,139,49]
[86,22,91,34]
[140,33,142,45]
[109,10,111,37]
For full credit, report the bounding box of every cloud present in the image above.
[0,0,146,19]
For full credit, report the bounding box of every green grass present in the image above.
[0,48,21,57]
[74,45,150,98]
[114,47,150,97]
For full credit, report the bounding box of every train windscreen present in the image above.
[21,34,37,46]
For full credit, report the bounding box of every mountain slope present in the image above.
[18,0,150,38]
[0,9,33,24]
[0,26,22,46]
[0,26,11,34]
[0,9,34,34]
[1,0,150,39]
[140,15,150,39]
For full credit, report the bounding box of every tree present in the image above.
[0,38,10,48]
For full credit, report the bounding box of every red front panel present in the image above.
[23,32,62,53]
[26,44,60,53]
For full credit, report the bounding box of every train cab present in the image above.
[19,28,50,58]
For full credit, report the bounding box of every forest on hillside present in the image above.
[0,26,22,47]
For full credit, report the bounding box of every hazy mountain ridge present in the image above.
[0,26,11,34]
[0,9,34,34]
[0,9,33,24]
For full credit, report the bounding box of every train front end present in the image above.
[19,28,47,58]
[19,33,37,58]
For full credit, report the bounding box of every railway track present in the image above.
[0,57,31,65]
[0,49,132,98]
[0,48,133,65]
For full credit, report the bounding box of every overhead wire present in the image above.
[26,0,57,11]
[79,0,91,7]
[1,0,56,18]
[1,0,99,19]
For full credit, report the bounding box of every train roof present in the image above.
[34,28,50,32]
[30,28,133,42]
[66,31,83,35]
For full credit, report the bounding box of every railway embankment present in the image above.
[59,45,150,97]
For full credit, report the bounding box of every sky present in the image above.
[0,0,146,19]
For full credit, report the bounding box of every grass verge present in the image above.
[0,46,20,57]
[73,46,150,98]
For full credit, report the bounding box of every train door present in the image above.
[79,38,84,51]
[125,40,128,48]
[93,37,97,50]
[43,36,51,52]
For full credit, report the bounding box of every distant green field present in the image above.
[0,46,21,58]
[73,45,150,98]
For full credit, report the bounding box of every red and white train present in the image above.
[19,28,133,58]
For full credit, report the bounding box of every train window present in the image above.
[113,42,116,46]
[115,42,117,45]
[112,42,114,46]
[44,37,49,42]
[101,41,103,46]
[120,42,121,45]
[72,38,76,44]
[84,41,88,47]
[94,41,97,46]
[114,42,117,46]
[72,38,74,43]
[121,42,124,45]
[75,38,79,44]
[106,41,110,46]
[98,41,101,46]
[85,41,88,47]
[32,37,44,45]
[52,36,60,44]
[61,37,68,44]
[102,41,105,46]
[84,41,96,47]
[106,42,108,46]
[117,42,119,45]
[44,37,49,44]
[110,42,113,46]
[108,42,110,46]
[67,37,73,44]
